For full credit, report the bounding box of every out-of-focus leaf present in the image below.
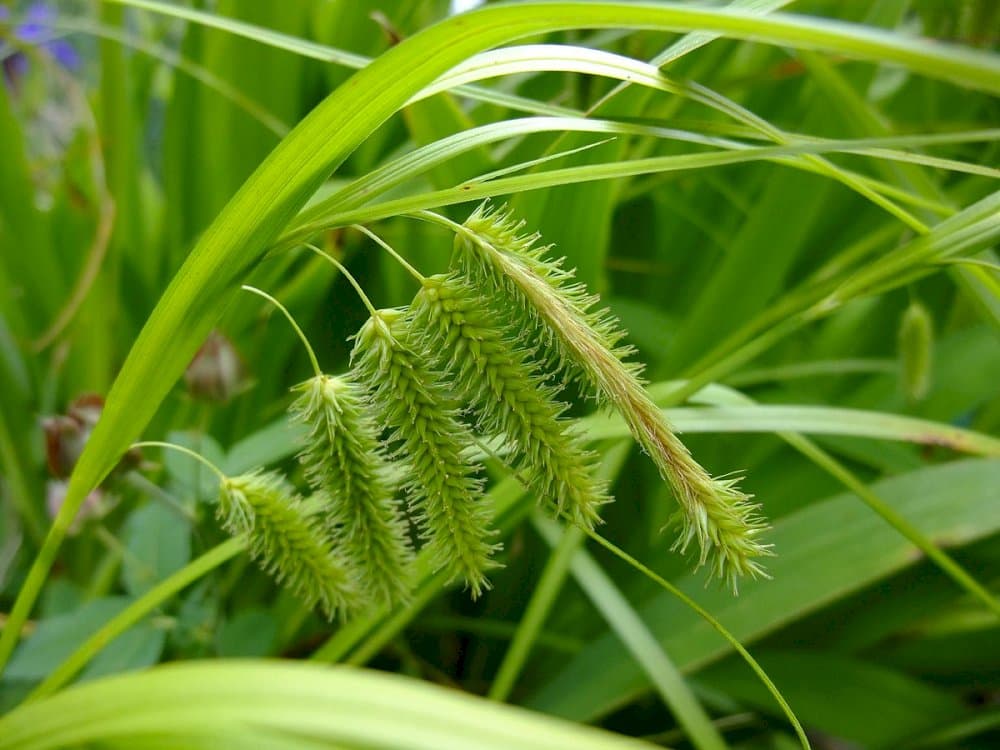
[699,650,970,748]
[0,660,657,750]
[216,609,278,658]
[121,502,191,597]
[5,598,132,681]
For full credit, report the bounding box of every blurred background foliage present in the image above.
[0,1,998,748]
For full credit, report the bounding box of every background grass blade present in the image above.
[532,515,729,750]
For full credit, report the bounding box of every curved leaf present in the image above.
[0,661,656,750]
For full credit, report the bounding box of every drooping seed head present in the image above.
[290,374,414,608]
[351,308,499,598]
[217,470,360,618]
[410,273,610,529]
[453,203,772,591]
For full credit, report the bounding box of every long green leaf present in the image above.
[0,661,656,750]
[533,517,727,750]
[581,403,1000,457]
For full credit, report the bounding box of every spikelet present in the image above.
[453,203,771,591]
[409,273,610,528]
[217,470,359,618]
[898,300,933,402]
[351,308,499,598]
[290,374,413,608]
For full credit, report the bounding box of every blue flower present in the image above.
[2,2,80,87]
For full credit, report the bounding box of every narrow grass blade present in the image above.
[533,516,730,750]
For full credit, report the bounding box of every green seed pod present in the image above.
[898,300,934,402]
[453,203,770,591]
[290,374,414,608]
[351,309,499,598]
[409,273,610,528]
[217,470,359,619]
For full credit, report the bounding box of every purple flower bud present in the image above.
[17,3,55,44]
[46,38,79,69]
[3,1,80,90]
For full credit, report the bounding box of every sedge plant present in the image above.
[2,3,999,750]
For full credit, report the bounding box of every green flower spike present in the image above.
[291,374,414,609]
[243,283,413,610]
[352,308,499,598]
[218,470,360,619]
[409,273,610,529]
[447,204,772,592]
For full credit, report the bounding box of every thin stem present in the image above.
[413,208,464,236]
[935,257,1000,274]
[131,441,227,483]
[582,527,811,750]
[476,430,799,745]
[488,519,585,702]
[26,538,245,701]
[352,225,425,283]
[303,243,378,317]
[536,516,727,750]
[241,284,322,378]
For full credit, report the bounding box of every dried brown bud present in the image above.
[43,394,141,479]
[184,330,244,402]
[46,481,105,534]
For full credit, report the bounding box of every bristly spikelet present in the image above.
[290,374,414,608]
[409,273,610,528]
[898,300,933,402]
[454,203,771,592]
[217,470,359,619]
[351,308,499,598]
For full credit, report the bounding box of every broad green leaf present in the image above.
[5,598,133,681]
[215,609,277,658]
[79,624,164,683]
[223,419,306,475]
[527,459,1000,720]
[164,432,226,503]
[121,503,191,597]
